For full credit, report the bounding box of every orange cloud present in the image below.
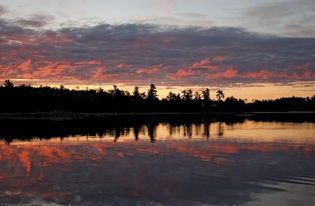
[31,62,72,78]
[5,59,105,80]
[206,68,238,79]
[17,59,32,71]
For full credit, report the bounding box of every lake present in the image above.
[0,115,315,205]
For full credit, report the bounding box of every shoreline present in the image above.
[0,111,314,143]
[0,111,314,120]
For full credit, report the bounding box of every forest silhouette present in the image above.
[0,80,314,113]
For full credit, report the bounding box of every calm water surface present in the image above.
[0,119,315,206]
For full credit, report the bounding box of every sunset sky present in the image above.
[0,0,314,100]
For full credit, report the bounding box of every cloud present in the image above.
[206,68,238,79]
[136,64,164,75]
[177,13,208,19]
[0,19,314,87]
[17,59,32,71]
[92,66,107,80]
[0,5,6,16]
[131,15,212,28]
[243,0,315,37]
[116,63,132,68]
[16,19,41,27]
[157,0,176,13]
[169,68,195,79]
[191,58,221,71]
[13,15,53,28]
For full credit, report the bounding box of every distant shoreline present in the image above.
[0,111,314,121]
[1,111,314,143]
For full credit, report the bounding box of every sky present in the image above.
[0,0,314,99]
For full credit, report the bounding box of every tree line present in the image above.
[0,80,314,113]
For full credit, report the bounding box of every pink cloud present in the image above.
[76,60,102,65]
[191,58,219,71]
[116,63,133,68]
[243,70,275,79]
[0,65,15,76]
[175,68,194,77]
[29,62,71,78]
[167,68,195,80]
[192,58,211,68]
[302,70,313,78]
[170,57,228,80]
[92,66,108,79]
[136,64,164,75]
[206,68,238,79]
[242,69,315,80]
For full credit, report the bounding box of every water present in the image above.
[0,118,315,206]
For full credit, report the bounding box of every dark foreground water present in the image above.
[0,117,315,205]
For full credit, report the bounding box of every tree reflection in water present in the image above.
[0,117,315,206]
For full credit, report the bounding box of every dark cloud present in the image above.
[14,19,46,28]
[0,19,314,86]
[0,18,33,36]
[13,14,54,28]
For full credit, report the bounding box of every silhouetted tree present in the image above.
[97,87,104,93]
[194,91,201,100]
[202,88,210,102]
[147,84,158,101]
[182,89,193,101]
[113,85,119,96]
[216,90,225,101]
[133,86,140,98]
[166,92,178,101]
[3,80,14,88]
